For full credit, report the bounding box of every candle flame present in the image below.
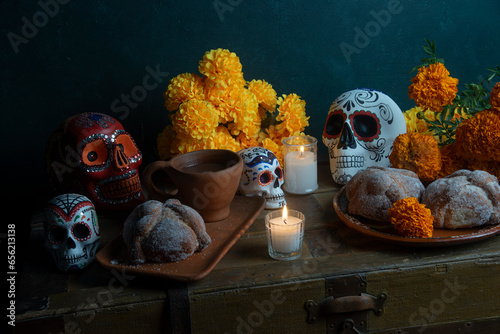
[283,205,288,224]
[300,146,304,157]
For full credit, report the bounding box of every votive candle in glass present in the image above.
[265,206,305,261]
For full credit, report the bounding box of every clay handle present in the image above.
[142,160,177,202]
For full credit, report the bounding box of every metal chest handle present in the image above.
[305,292,387,323]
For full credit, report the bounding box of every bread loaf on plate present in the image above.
[123,199,211,264]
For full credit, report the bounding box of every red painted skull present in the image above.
[46,112,145,210]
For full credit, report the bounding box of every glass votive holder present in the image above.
[265,209,305,261]
[282,135,318,195]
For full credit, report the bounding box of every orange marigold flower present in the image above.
[247,79,277,112]
[408,62,459,112]
[389,132,442,181]
[277,94,309,136]
[171,99,219,140]
[198,48,245,89]
[388,197,434,238]
[163,73,205,112]
[438,143,466,178]
[455,109,500,162]
[490,82,500,111]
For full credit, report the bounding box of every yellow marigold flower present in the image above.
[388,197,434,238]
[260,124,286,143]
[169,131,206,156]
[208,126,242,151]
[405,106,469,144]
[404,106,435,135]
[277,94,309,135]
[227,88,261,138]
[438,143,465,178]
[247,79,277,112]
[236,132,260,150]
[163,73,205,112]
[490,82,500,111]
[455,108,500,162]
[171,99,219,140]
[204,85,234,124]
[389,132,442,181]
[198,48,245,89]
[408,62,459,112]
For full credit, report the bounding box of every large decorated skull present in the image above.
[46,112,145,211]
[322,88,406,184]
[44,193,100,272]
[238,147,286,209]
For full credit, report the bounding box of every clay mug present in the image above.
[142,149,243,222]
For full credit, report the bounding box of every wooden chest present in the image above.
[15,162,500,333]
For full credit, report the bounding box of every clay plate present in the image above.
[96,195,265,281]
[333,186,500,247]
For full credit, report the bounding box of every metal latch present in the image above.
[305,293,386,322]
[304,275,387,333]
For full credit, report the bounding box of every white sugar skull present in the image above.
[44,193,100,272]
[322,88,406,184]
[238,147,286,209]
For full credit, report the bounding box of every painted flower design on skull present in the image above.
[238,147,286,209]
[322,88,406,184]
[44,193,100,272]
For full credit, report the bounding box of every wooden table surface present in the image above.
[16,162,500,333]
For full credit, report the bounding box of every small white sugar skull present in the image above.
[44,193,100,272]
[238,147,286,209]
[322,88,406,184]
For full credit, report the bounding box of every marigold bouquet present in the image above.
[157,48,310,163]
[393,39,500,181]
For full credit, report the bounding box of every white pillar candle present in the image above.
[283,147,318,194]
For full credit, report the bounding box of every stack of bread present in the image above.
[345,166,500,233]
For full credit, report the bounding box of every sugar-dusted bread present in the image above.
[422,170,500,229]
[346,166,425,222]
[123,199,211,264]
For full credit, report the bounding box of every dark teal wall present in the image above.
[2,0,499,198]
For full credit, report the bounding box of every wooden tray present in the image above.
[96,195,265,281]
[333,186,500,247]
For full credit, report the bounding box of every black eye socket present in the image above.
[275,166,283,180]
[87,151,98,162]
[350,111,381,141]
[324,111,345,138]
[72,223,91,241]
[48,226,67,244]
[258,170,273,186]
